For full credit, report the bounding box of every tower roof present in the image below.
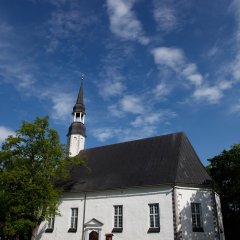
[73,82,85,113]
[67,122,86,137]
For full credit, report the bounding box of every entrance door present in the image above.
[89,230,99,240]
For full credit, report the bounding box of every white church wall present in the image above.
[37,194,85,240]
[37,186,222,240]
[37,186,174,240]
[176,187,216,240]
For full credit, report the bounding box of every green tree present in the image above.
[208,144,240,240]
[0,117,84,240]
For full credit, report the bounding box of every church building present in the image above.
[37,83,225,240]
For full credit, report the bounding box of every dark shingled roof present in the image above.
[63,132,212,192]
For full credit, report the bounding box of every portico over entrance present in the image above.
[84,218,103,240]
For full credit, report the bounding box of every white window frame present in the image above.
[191,203,203,231]
[70,208,78,230]
[114,205,123,229]
[149,203,160,228]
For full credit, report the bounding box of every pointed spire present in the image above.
[73,75,85,113]
[76,81,84,105]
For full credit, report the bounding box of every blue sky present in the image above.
[0,0,240,165]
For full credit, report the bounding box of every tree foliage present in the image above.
[0,117,84,240]
[207,144,240,240]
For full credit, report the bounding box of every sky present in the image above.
[0,0,240,165]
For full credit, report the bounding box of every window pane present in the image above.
[150,205,153,214]
[119,216,122,228]
[119,206,122,215]
[150,215,154,227]
[155,215,160,227]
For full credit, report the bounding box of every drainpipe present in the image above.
[82,193,87,240]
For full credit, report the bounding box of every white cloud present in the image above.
[182,64,203,86]
[120,95,144,114]
[228,1,240,82]
[92,128,120,142]
[131,111,176,128]
[151,47,185,71]
[193,86,223,103]
[153,82,171,98]
[186,74,203,86]
[151,47,204,87]
[108,104,125,118]
[0,22,37,93]
[231,55,240,82]
[153,0,178,32]
[218,80,233,90]
[207,46,219,57]
[231,101,240,114]
[106,0,149,45]
[97,45,133,99]
[131,113,160,128]
[102,89,177,142]
[121,125,157,141]
[0,23,13,37]
[150,46,231,104]
[92,108,176,143]
[41,90,74,122]
[51,93,74,121]
[0,61,36,92]
[0,126,15,146]
[99,79,125,99]
[189,1,240,105]
[45,0,97,52]
[18,73,36,89]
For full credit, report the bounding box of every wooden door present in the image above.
[89,230,99,240]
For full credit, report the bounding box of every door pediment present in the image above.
[85,218,103,228]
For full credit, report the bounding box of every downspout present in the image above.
[82,193,87,240]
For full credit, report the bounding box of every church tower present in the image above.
[67,80,86,157]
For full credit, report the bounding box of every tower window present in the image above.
[76,113,80,122]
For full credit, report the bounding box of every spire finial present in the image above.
[81,74,84,82]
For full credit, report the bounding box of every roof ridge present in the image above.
[174,133,213,184]
[173,132,185,183]
[183,135,213,180]
[80,131,185,154]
